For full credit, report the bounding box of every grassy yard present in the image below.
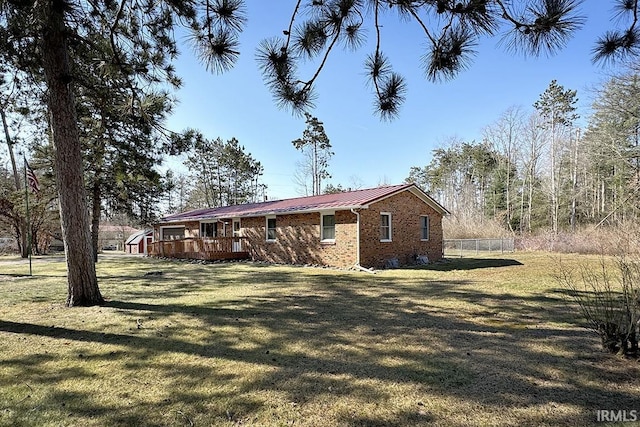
[0,252,639,426]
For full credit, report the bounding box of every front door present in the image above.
[232,219,241,252]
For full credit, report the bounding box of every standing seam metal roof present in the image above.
[159,183,446,223]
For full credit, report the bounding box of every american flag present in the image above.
[26,160,40,194]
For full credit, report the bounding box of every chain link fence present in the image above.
[444,238,515,257]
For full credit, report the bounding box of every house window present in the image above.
[421,216,430,240]
[266,217,276,241]
[321,214,335,241]
[201,222,217,238]
[161,226,185,241]
[380,213,392,242]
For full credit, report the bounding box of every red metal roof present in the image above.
[160,183,447,223]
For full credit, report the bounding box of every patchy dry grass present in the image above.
[1,252,639,426]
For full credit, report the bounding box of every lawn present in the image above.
[1,252,639,426]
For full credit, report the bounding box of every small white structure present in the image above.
[125,230,153,255]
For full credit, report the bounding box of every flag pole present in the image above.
[23,157,32,276]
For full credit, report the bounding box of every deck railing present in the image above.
[149,237,250,260]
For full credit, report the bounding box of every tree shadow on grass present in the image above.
[98,261,310,302]
[419,257,524,271]
[2,267,640,426]
[0,273,67,279]
[0,274,35,279]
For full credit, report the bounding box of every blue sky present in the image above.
[166,0,621,200]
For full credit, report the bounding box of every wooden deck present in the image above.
[149,237,250,261]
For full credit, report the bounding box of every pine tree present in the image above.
[0,0,245,306]
[292,113,333,196]
[185,136,265,208]
[582,70,640,225]
[534,80,579,234]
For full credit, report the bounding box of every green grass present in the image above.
[1,252,639,426]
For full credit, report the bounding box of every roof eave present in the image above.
[156,205,368,224]
[360,183,450,216]
[249,205,367,218]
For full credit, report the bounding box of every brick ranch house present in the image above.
[150,183,449,269]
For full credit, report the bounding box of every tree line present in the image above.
[407,71,640,235]
[164,136,266,212]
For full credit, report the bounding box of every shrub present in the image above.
[518,224,640,256]
[557,255,640,357]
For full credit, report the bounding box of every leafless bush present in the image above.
[0,237,18,255]
[443,216,508,239]
[519,225,640,256]
[557,255,640,357]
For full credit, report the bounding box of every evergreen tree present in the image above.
[483,106,524,232]
[519,112,548,233]
[0,0,245,306]
[323,183,345,194]
[292,113,333,196]
[582,70,640,225]
[407,140,498,224]
[73,63,175,260]
[185,136,265,208]
[257,0,602,119]
[534,80,579,234]
[163,170,192,215]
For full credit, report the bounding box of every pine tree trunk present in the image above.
[550,120,558,235]
[91,179,101,263]
[505,131,512,232]
[40,0,103,307]
[518,178,526,234]
[527,164,534,233]
[570,130,579,231]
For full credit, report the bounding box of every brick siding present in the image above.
[358,191,444,268]
[241,211,358,268]
[242,191,443,268]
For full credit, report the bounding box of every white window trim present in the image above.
[320,211,336,242]
[266,215,276,242]
[380,212,392,242]
[160,225,185,241]
[421,215,430,241]
[200,220,217,238]
[232,218,242,237]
